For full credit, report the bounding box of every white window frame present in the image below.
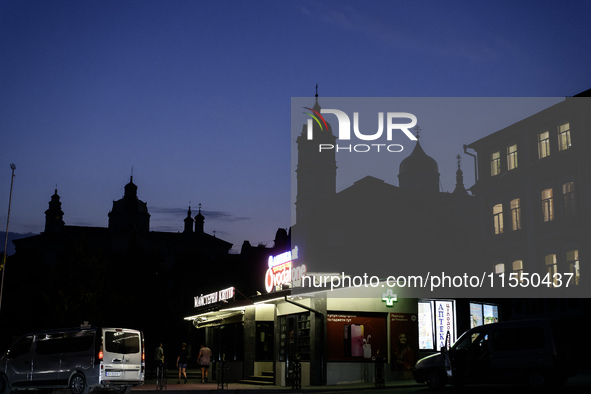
[507,144,518,170]
[538,131,550,159]
[558,122,571,151]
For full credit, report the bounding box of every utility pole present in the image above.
[0,163,16,315]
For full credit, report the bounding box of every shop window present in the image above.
[510,198,522,231]
[566,249,580,286]
[541,188,554,222]
[538,131,550,159]
[512,260,524,283]
[327,313,388,362]
[418,300,456,351]
[278,313,310,363]
[545,254,558,287]
[562,182,576,216]
[470,302,499,328]
[490,151,501,176]
[558,122,571,151]
[493,204,504,235]
[507,144,518,170]
[418,302,434,350]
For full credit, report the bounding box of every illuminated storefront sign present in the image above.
[435,301,455,350]
[265,246,307,293]
[418,300,456,350]
[194,286,235,307]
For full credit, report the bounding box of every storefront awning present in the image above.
[187,309,245,329]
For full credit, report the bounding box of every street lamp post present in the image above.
[0,163,16,315]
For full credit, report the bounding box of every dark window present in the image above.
[36,331,94,355]
[9,335,33,358]
[105,331,140,354]
[493,327,545,351]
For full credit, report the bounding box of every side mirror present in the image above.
[440,346,447,354]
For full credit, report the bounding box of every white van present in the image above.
[0,327,144,394]
[413,319,577,389]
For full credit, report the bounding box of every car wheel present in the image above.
[426,369,445,390]
[0,375,11,394]
[112,387,131,394]
[70,373,89,394]
[528,370,547,389]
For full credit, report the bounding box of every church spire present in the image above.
[195,203,205,233]
[124,175,138,199]
[313,83,321,112]
[183,205,194,233]
[44,188,65,233]
[453,154,469,196]
[108,175,150,233]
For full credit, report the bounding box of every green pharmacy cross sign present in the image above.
[381,289,397,306]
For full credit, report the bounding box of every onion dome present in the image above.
[398,140,440,192]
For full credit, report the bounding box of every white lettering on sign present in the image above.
[194,287,235,308]
[265,262,307,293]
[268,246,299,268]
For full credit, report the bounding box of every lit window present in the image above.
[512,260,524,283]
[510,198,522,231]
[490,151,501,176]
[507,144,518,170]
[558,123,571,151]
[538,131,550,159]
[566,250,579,286]
[562,182,576,216]
[545,254,558,287]
[494,263,505,274]
[493,204,504,235]
[541,188,554,222]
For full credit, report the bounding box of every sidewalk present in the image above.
[133,371,420,393]
[133,379,419,393]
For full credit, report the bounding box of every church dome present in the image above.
[399,141,439,175]
[398,141,440,192]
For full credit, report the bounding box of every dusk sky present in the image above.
[1,0,591,253]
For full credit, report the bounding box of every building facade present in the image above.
[466,96,591,311]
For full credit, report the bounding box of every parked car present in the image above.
[413,318,577,389]
[0,326,144,394]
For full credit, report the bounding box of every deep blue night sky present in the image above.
[1,0,590,252]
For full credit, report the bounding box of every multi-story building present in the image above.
[465,95,591,315]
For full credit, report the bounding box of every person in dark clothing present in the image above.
[176,343,189,383]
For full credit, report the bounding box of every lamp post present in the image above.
[0,163,16,315]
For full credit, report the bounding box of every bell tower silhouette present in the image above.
[44,188,65,233]
[295,86,337,223]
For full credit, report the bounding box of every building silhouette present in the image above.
[4,176,236,350]
[293,97,479,283]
